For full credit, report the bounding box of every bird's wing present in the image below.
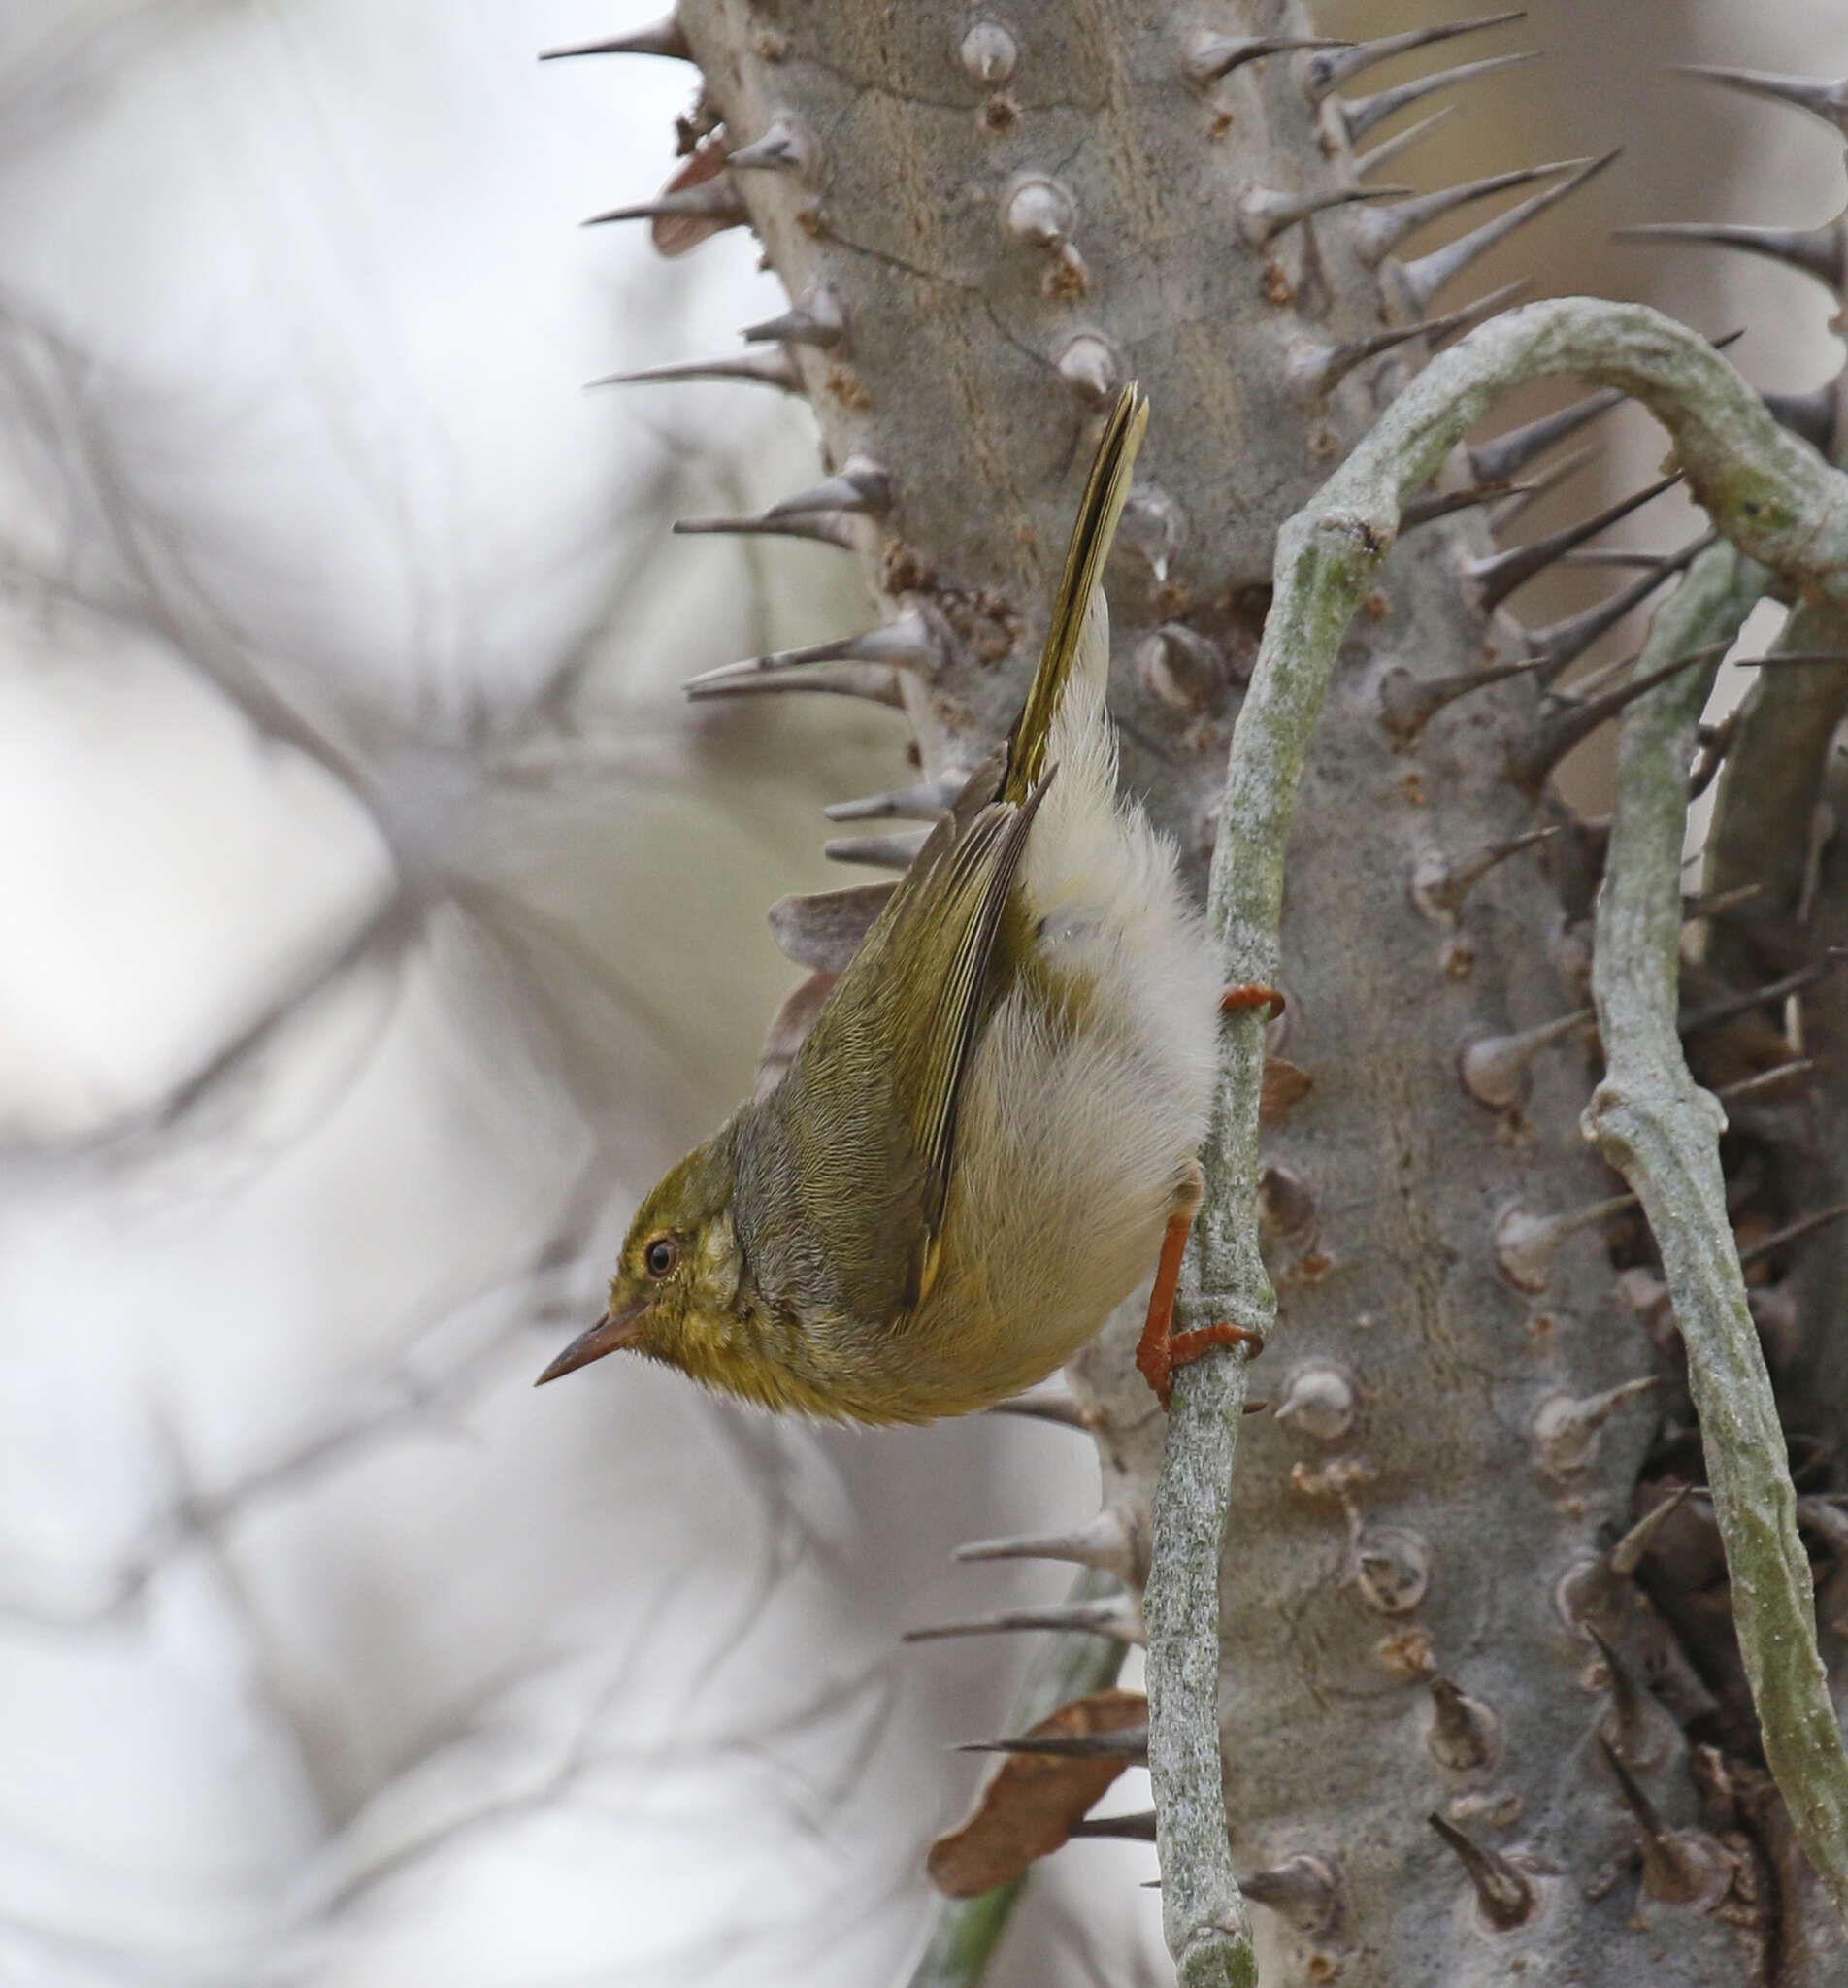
[766,777,1048,1322]
[899,780,1051,1265]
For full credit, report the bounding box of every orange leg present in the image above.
[1221,982,1286,1021]
[1135,1167,1266,1410]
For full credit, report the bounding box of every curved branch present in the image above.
[1148,295,1848,1980]
[1584,543,1848,1924]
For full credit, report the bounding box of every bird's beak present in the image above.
[534,1303,646,1386]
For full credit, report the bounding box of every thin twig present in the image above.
[1149,294,1848,1979]
[1583,542,1848,1925]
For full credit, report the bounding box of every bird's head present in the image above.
[535,1133,752,1394]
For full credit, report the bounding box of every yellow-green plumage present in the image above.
[539,386,1221,1423]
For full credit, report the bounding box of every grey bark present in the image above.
[628,3,1848,1981]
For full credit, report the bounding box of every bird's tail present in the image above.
[1002,385,1149,806]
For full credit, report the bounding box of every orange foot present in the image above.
[1135,1166,1267,1410]
[1221,982,1286,1020]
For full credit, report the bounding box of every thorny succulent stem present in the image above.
[1164,299,1848,1967]
[1582,537,1848,1927]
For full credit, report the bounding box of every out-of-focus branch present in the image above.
[1584,542,1848,1927]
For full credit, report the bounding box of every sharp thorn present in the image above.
[1428,1674,1501,1770]
[762,457,892,520]
[1379,656,1545,746]
[1409,823,1559,921]
[1612,219,1847,291]
[1669,62,1848,137]
[1715,1056,1820,1104]
[1427,1813,1536,1930]
[1597,1737,1731,1905]
[1609,1484,1690,1576]
[1138,623,1234,712]
[1586,1625,1668,1767]
[1680,951,1847,1037]
[824,828,932,871]
[671,511,857,549]
[591,348,804,394]
[1293,281,1528,397]
[1732,649,1848,670]
[985,1389,1093,1429]
[1068,1810,1157,1841]
[902,1594,1144,1644]
[1353,104,1459,181]
[1532,1377,1659,1475]
[1305,12,1525,102]
[582,179,747,230]
[1187,33,1350,85]
[1597,1734,1665,1838]
[1488,445,1600,529]
[1340,50,1539,147]
[1403,447,1591,531]
[685,663,906,709]
[823,776,962,823]
[540,16,692,62]
[1402,480,1513,528]
[725,115,817,178]
[1683,881,1763,921]
[1510,636,1723,786]
[1469,389,1625,485]
[1402,149,1621,312]
[1468,473,1681,613]
[1736,1200,1848,1273]
[1239,182,1408,249]
[954,1508,1139,1580]
[1355,157,1580,265]
[742,282,848,349]
[1459,1006,1596,1109]
[1494,1193,1638,1291]
[1516,542,1707,687]
[956,1726,1149,1763]
[1556,548,1677,571]
[1240,1854,1345,1938]
[682,613,939,694]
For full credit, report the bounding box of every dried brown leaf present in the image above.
[653,137,731,257]
[927,1687,1147,1898]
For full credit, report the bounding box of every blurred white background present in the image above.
[0,3,1841,1984]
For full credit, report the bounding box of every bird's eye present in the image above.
[644,1237,679,1278]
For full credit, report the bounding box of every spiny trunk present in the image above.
[580,5,1848,1980]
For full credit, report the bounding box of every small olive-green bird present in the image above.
[538,388,1226,1422]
